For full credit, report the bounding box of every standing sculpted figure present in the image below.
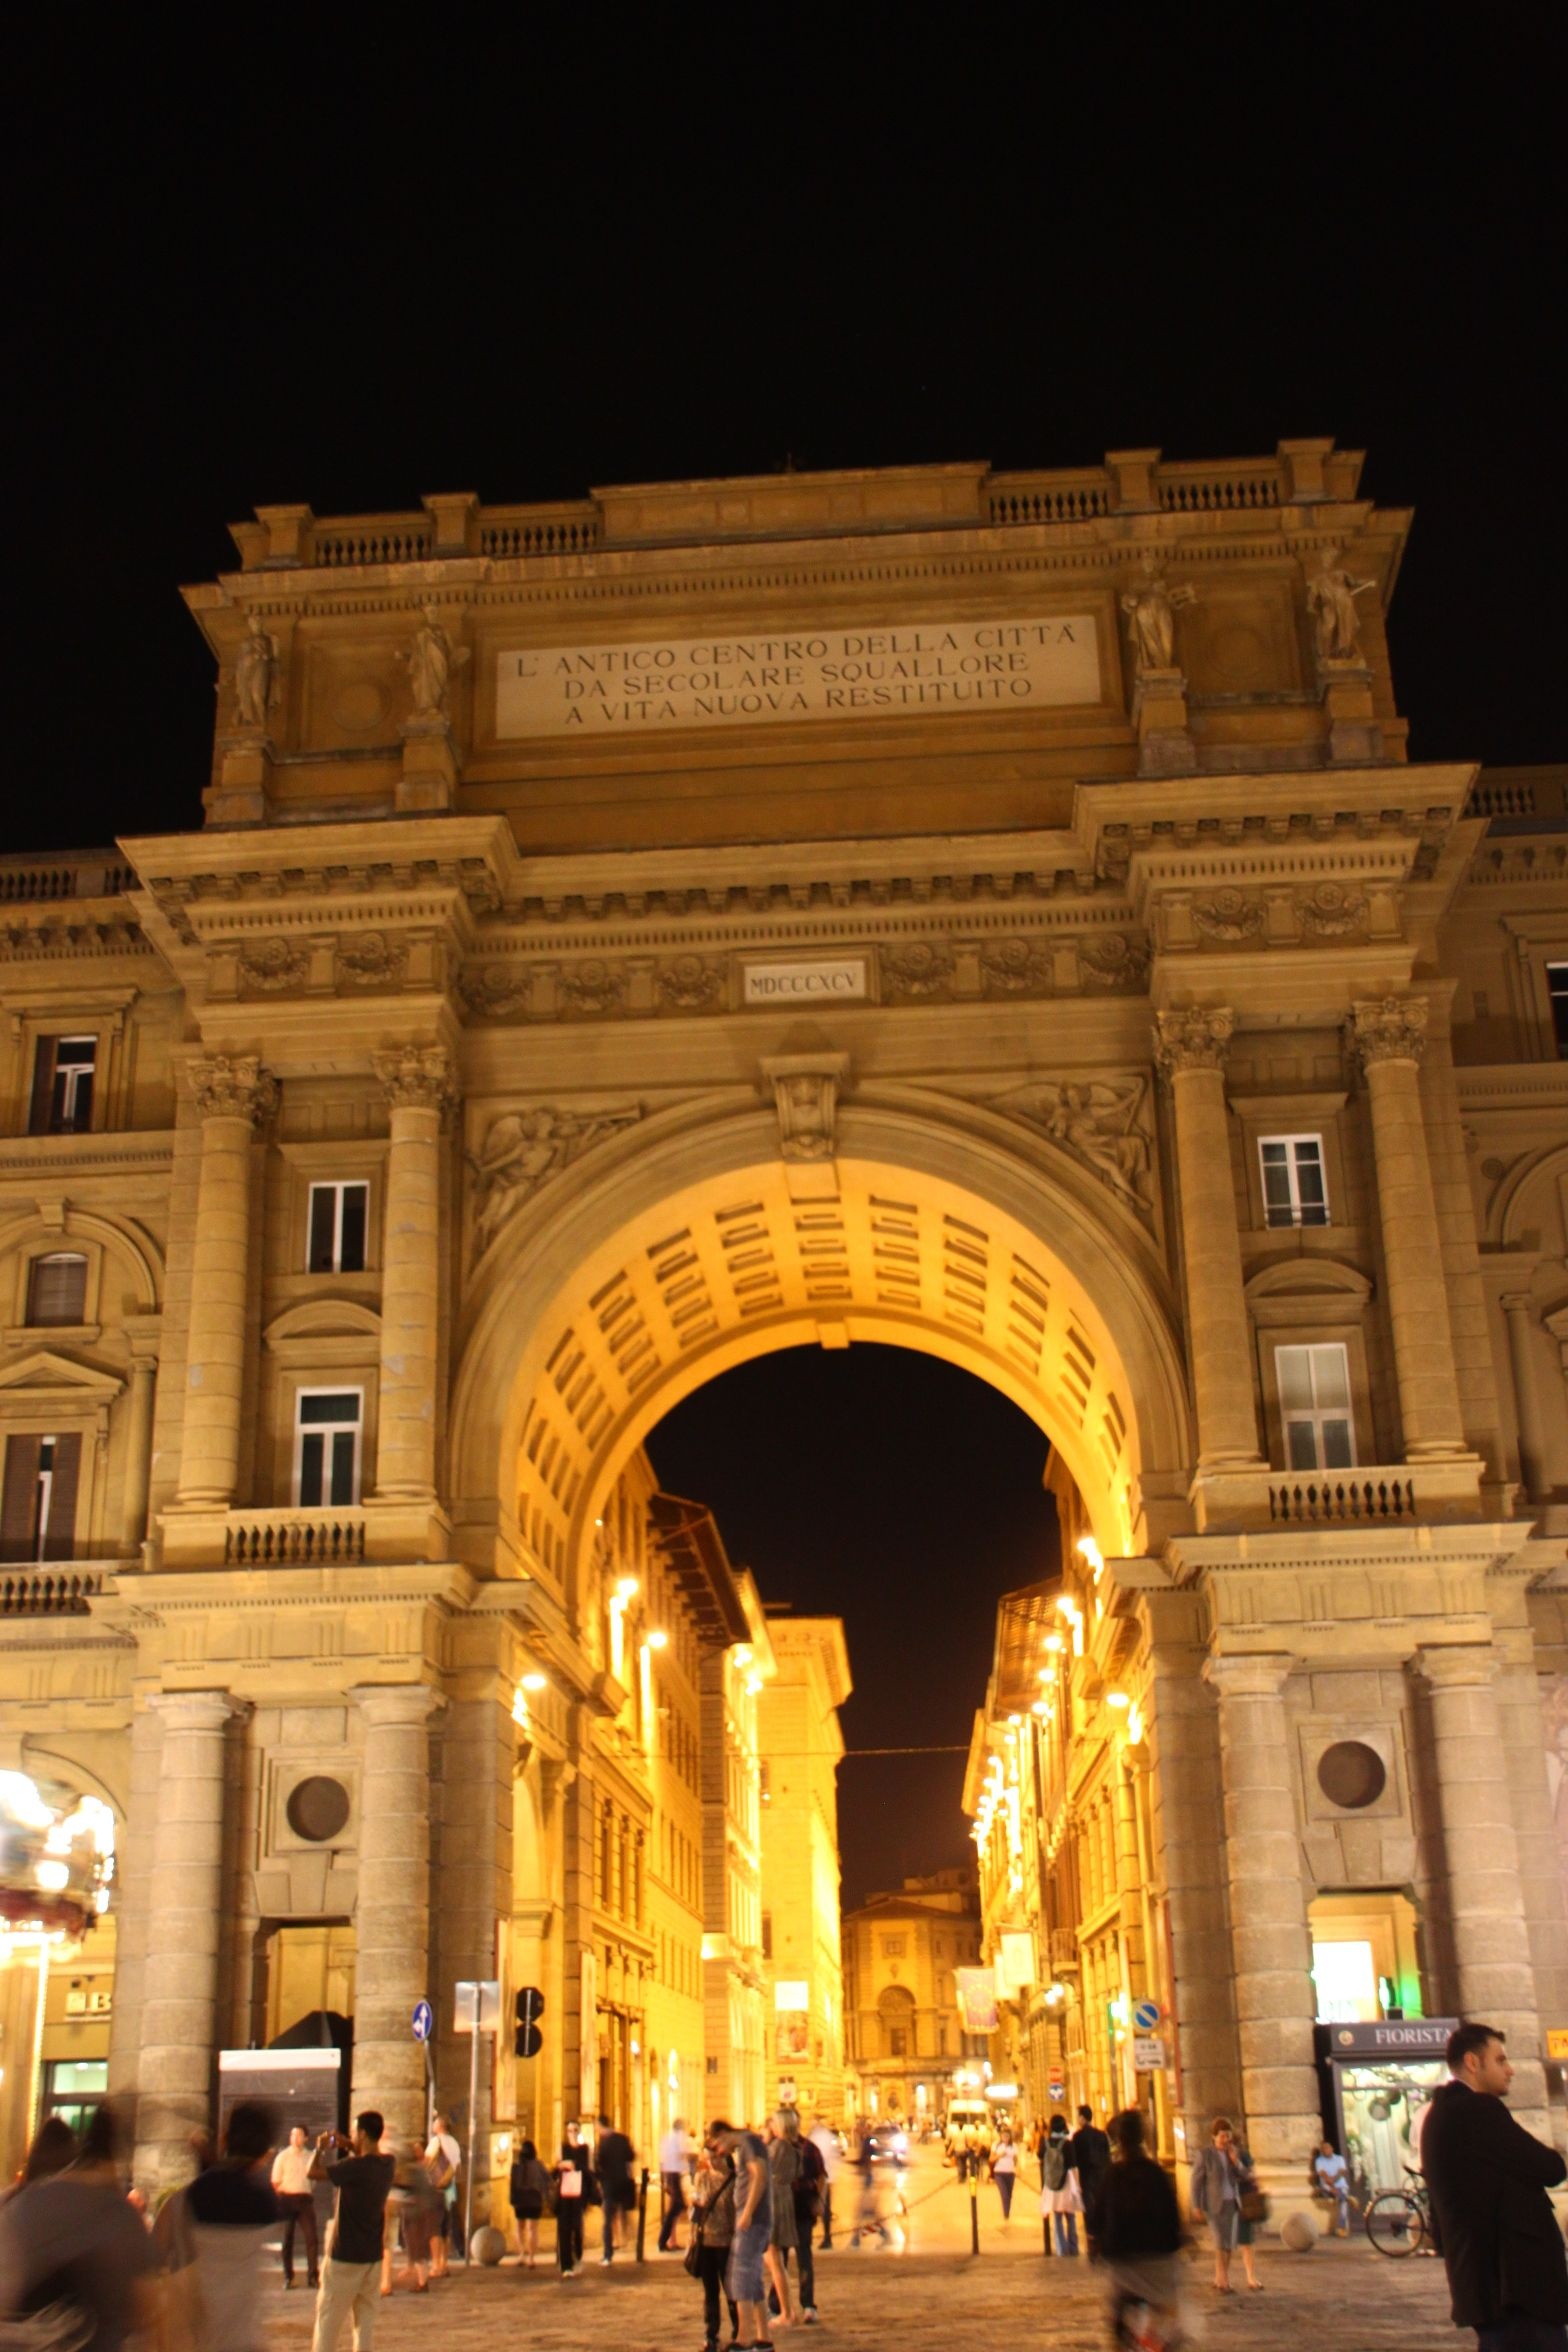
[233,612,279,728]
[1305,545,1376,663]
[404,602,469,719]
[1121,552,1194,674]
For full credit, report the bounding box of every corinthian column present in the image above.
[370,1047,455,1502]
[1203,1654,1320,2188]
[1501,1294,1550,1503]
[1154,1009,1262,1467]
[1348,999,1466,1459]
[1413,1644,1545,2118]
[351,1684,443,2141]
[136,1691,244,2184]
[176,1056,274,1506]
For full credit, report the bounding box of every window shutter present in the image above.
[27,1255,88,1326]
[29,1041,57,1135]
[1,1437,43,1562]
[41,1433,82,1560]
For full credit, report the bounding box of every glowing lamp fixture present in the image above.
[614,1576,639,1603]
[1077,1535,1104,1578]
[1106,1689,1130,1711]
[521,1671,548,1692]
[745,1672,763,1695]
[646,1629,669,1650]
[1045,1633,1064,1653]
[733,1644,753,1667]
[1031,1700,1049,1717]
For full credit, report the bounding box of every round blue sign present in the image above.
[1132,1998,1161,2032]
[412,1998,434,2043]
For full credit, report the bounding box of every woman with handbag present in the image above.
[689,2133,738,2352]
[552,2133,592,2279]
[1188,2116,1264,2293]
[1039,2114,1083,2255]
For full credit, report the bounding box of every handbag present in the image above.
[683,2218,705,2278]
[1238,2184,1270,2224]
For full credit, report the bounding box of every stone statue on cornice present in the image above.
[403,602,470,720]
[1120,552,1194,675]
[233,612,279,728]
[1305,546,1376,665]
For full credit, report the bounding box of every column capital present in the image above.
[188,1053,277,1125]
[1412,1642,1499,1692]
[371,1043,458,1118]
[352,1681,446,1728]
[1203,1651,1295,1700]
[1347,993,1428,1071]
[147,1689,248,1732]
[1153,1006,1235,1080]
[1500,1292,1536,1320]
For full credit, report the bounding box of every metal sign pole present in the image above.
[464,1982,481,2260]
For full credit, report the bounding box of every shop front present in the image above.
[1315,2017,1456,2196]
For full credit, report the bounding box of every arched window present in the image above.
[877,1982,916,2061]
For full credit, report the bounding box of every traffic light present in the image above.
[515,1984,545,2058]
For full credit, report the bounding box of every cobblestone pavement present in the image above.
[262,2233,1456,2351]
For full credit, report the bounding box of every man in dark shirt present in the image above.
[594,2113,637,2262]
[1070,2103,1112,2256]
[308,2110,396,2351]
[1422,2020,1568,2352]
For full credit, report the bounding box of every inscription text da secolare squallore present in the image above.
[495,615,1100,736]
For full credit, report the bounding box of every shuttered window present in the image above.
[0,1432,83,1561]
[26,1254,88,1326]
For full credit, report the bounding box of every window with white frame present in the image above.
[1549,962,1568,1057]
[0,1432,83,1562]
[1276,1343,1355,1471]
[30,1037,97,1135]
[293,1390,363,1508]
[307,1181,369,1274]
[26,1253,88,1326]
[1259,1134,1329,1227]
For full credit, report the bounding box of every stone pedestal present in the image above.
[351,1685,443,2143]
[1317,657,1383,763]
[174,1058,273,1507]
[1132,667,1197,776]
[398,716,460,812]
[1204,1654,1321,2192]
[370,1048,455,1502]
[1154,1010,1263,1474]
[205,729,276,826]
[135,1692,243,2185]
[1414,1644,1548,2126]
[1348,999,1468,1460]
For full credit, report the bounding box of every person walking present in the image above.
[1188,2115,1259,2295]
[552,2131,591,2278]
[1070,2104,1111,2256]
[1040,2113,1082,2256]
[763,2111,798,2328]
[307,2110,395,2352]
[808,2117,840,2248]
[989,2126,1019,2222]
[422,2113,459,2280]
[0,2100,156,2350]
[384,2141,442,2295]
[792,2116,826,2321]
[658,2114,690,2252]
[1084,2107,1188,2352]
[713,2118,772,2352]
[1,2116,75,2203]
[271,2123,321,2292]
[1422,2018,1568,2352]
[508,2137,551,2265]
[690,2131,740,2352]
[163,2100,280,2350]
[594,2114,637,2263]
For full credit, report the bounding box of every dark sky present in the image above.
[647,1348,1059,1908]
[8,26,1559,1898]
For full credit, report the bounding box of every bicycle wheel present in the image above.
[1365,2190,1424,2256]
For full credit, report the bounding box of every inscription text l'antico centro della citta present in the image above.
[495,614,1100,736]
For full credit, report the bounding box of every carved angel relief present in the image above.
[992,1075,1153,1209]
[468,1105,641,1256]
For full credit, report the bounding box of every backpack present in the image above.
[1042,2138,1068,2192]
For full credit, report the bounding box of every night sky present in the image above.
[9,26,1559,1898]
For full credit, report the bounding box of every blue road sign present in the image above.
[1132,1998,1161,2032]
[412,1998,434,2043]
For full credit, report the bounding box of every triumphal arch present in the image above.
[1,443,1565,2201]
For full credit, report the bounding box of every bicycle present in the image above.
[1364,2167,1432,2257]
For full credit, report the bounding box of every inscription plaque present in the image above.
[496,614,1100,737]
[743,957,868,1006]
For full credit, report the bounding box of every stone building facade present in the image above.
[0,445,1565,2203]
[842,1869,985,2124]
[758,1614,851,2122]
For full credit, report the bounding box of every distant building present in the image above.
[843,1868,985,2126]
[758,1613,852,2122]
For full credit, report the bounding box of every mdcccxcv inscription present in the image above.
[495,615,1100,735]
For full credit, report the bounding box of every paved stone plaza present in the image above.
[259,2238,1455,2351]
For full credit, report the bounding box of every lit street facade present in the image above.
[0,446,1565,2225]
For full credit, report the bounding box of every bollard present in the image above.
[636,2165,649,2261]
[969,2160,980,2257]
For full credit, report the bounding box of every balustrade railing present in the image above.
[0,853,134,903]
[1268,1475,1417,1525]
[224,1513,367,1566]
[0,1568,104,1616]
